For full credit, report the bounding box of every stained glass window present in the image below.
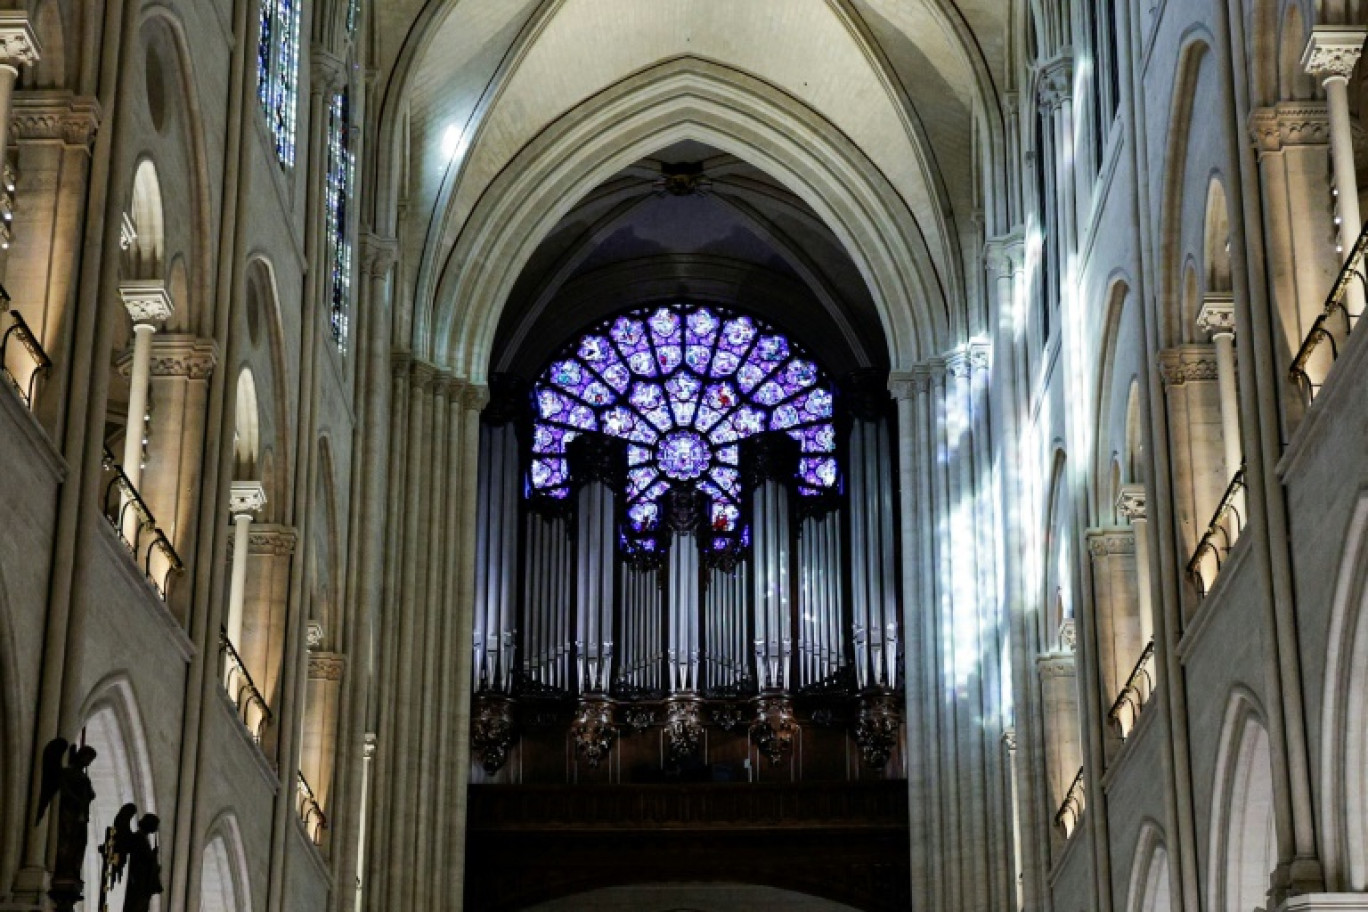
[257,0,302,167]
[530,303,839,554]
[325,89,355,353]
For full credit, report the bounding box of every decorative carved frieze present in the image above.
[1250,103,1331,153]
[853,690,902,770]
[147,335,218,379]
[1302,27,1368,81]
[1196,295,1236,337]
[664,696,705,764]
[119,280,175,325]
[1158,345,1218,387]
[308,652,345,681]
[12,93,101,146]
[1037,652,1076,679]
[1086,528,1136,558]
[472,693,519,774]
[571,696,617,768]
[749,693,796,766]
[247,525,297,557]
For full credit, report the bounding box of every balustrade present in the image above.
[1107,641,1155,739]
[100,446,183,599]
[220,627,272,743]
[1186,466,1247,599]
[296,771,327,845]
[1291,222,1366,404]
[1053,766,1086,839]
[1,301,50,409]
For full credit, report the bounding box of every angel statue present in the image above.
[98,804,137,911]
[122,812,163,912]
[34,737,98,910]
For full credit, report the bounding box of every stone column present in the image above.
[117,281,174,491]
[0,13,40,159]
[1304,27,1367,314]
[1117,485,1154,646]
[1197,296,1242,482]
[225,482,267,662]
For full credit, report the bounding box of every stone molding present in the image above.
[13,93,102,146]
[1158,345,1218,386]
[308,651,345,681]
[887,370,931,400]
[311,46,347,95]
[1086,527,1135,557]
[148,334,219,379]
[119,280,175,325]
[1117,484,1147,522]
[984,232,1026,277]
[244,524,296,557]
[464,383,491,411]
[229,481,267,516]
[1196,295,1236,337]
[0,12,40,66]
[1250,102,1331,153]
[1302,27,1368,80]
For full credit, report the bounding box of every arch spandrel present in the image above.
[430,60,949,380]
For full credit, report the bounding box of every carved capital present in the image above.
[363,732,378,760]
[1037,54,1074,110]
[149,334,218,379]
[1002,728,1018,751]
[311,47,347,94]
[1196,295,1236,337]
[1116,483,1147,522]
[1303,27,1367,81]
[1249,102,1330,153]
[945,350,972,380]
[887,370,930,400]
[0,12,40,66]
[409,360,437,391]
[464,382,491,411]
[1158,345,1218,387]
[360,234,399,278]
[1037,651,1076,678]
[968,340,991,372]
[119,280,175,325]
[985,232,1026,278]
[306,621,325,650]
[229,481,267,517]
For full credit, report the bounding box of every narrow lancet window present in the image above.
[257,0,302,167]
[325,90,354,352]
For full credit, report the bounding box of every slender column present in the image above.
[117,281,174,491]
[1304,28,1367,315]
[0,13,40,158]
[224,481,267,661]
[1117,486,1154,646]
[1197,297,1241,481]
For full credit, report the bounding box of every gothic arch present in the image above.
[77,675,158,912]
[126,158,165,281]
[1040,448,1074,650]
[1203,178,1233,295]
[1125,822,1174,912]
[427,58,950,378]
[1318,489,1368,889]
[240,257,294,518]
[1278,3,1318,102]
[200,813,252,912]
[1207,689,1279,912]
[1090,275,1136,518]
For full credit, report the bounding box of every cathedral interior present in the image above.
[1,1,1368,910]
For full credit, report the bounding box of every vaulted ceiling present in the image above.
[367,0,1017,372]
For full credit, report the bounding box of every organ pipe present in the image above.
[619,564,663,693]
[668,537,700,693]
[850,417,900,689]
[751,479,791,689]
[472,423,520,692]
[576,481,616,693]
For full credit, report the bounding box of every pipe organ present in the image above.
[467,306,906,779]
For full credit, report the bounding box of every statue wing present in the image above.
[34,738,68,825]
[110,803,138,880]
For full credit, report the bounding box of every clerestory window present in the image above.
[257,0,302,168]
[325,89,354,353]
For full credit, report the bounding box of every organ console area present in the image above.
[467,304,905,784]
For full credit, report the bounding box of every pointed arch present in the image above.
[200,812,252,912]
[1207,689,1279,912]
[1125,822,1174,912]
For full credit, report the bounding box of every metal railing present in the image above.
[220,628,272,744]
[1186,466,1247,600]
[1107,641,1155,740]
[1290,222,1366,405]
[100,446,183,599]
[1053,766,1086,839]
[1,304,51,409]
[296,771,327,845]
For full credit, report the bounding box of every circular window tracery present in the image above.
[529,303,839,553]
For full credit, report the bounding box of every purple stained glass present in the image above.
[528,302,842,513]
[657,431,710,481]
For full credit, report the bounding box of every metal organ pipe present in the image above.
[751,480,791,689]
[575,482,615,693]
[472,424,520,692]
[850,416,899,690]
[667,538,700,692]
